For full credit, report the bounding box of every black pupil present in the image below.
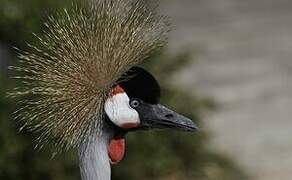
[131,100,139,108]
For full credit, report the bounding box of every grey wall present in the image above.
[161,0,292,180]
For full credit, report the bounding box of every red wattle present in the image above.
[108,137,125,165]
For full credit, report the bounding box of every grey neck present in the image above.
[78,130,112,180]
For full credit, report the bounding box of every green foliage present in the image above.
[0,73,80,180]
[0,0,72,47]
[0,0,248,179]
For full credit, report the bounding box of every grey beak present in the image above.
[134,101,198,132]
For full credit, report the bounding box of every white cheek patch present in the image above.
[104,92,140,129]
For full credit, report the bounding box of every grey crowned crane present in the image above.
[10,0,197,180]
[79,67,197,180]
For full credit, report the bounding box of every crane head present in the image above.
[104,67,198,164]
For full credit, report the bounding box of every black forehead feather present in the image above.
[119,67,160,104]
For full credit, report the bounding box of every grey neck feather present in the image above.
[78,129,112,180]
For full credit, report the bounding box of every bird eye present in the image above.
[130,99,140,108]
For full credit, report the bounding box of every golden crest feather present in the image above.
[9,0,169,151]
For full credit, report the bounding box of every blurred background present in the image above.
[0,0,291,180]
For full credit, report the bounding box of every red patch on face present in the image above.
[108,137,125,165]
[121,122,140,129]
[110,85,125,96]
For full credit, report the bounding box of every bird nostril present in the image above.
[165,114,174,119]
